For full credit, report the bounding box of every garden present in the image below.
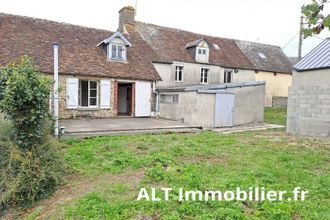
[0,58,329,219]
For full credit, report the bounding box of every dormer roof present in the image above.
[186,38,211,49]
[97,31,132,47]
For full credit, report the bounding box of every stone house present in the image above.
[0,6,292,126]
[287,38,330,137]
[0,10,161,119]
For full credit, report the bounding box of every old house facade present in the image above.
[1,6,292,127]
[0,8,161,119]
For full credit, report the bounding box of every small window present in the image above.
[202,49,206,54]
[109,44,125,61]
[79,80,98,107]
[257,52,267,59]
[175,66,184,82]
[224,70,233,83]
[200,68,209,84]
[160,94,179,104]
[198,49,202,54]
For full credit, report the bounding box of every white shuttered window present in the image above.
[66,78,79,109]
[100,80,111,109]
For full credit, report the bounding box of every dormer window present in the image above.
[98,31,132,62]
[198,48,207,55]
[186,38,211,63]
[109,44,125,61]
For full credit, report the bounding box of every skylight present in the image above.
[258,52,267,59]
[213,44,220,50]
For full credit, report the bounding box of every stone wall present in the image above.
[287,85,330,137]
[57,75,116,119]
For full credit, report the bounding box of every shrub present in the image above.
[0,57,65,210]
[0,56,51,150]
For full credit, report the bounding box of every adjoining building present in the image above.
[287,38,330,137]
[236,41,293,107]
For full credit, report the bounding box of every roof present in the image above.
[135,22,255,70]
[157,81,266,92]
[236,41,292,74]
[185,38,211,49]
[97,31,132,47]
[293,38,330,72]
[288,57,300,66]
[0,13,161,81]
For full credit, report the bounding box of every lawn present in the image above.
[264,107,287,126]
[20,129,330,219]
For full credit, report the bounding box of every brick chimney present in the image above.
[118,6,135,33]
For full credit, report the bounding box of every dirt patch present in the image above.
[20,168,145,219]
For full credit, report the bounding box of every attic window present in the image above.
[108,43,126,61]
[213,44,220,50]
[198,48,207,55]
[258,52,267,59]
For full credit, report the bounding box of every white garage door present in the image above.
[214,93,235,127]
[135,81,151,117]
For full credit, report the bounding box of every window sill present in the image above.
[107,58,128,63]
[78,107,100,111]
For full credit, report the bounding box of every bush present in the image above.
[0,56,51,150]
[0,57,65,210]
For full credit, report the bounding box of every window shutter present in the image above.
[66,78,79,109]
[100,80,111,109]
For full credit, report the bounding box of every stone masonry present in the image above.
[57,75,116,119]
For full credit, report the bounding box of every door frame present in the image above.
[117,82,133,116]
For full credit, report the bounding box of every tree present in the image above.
[301,0,330,38]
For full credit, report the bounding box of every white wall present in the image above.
[154,62,255,88]
[159,84,265,128]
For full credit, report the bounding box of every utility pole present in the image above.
[298,16,304,61]
[53,42,59,139]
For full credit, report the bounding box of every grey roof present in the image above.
[288,57,300,66]
[157,81,266,92]
[236,40,292,74]
[294,38,330,72]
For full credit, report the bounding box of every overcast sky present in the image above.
[1,0,329,57]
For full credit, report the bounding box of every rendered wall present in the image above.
[159,84,265,128]
[227,85,265,126]
[255,71,292,107]
[159,91,215,127]
[154,62,255,88]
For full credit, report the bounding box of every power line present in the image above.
[281,32,299,50]
[312,34,325,41]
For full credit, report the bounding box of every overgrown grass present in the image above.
[264,107,287,126]
[24,130,330,219]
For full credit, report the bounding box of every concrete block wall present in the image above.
[287,85,330,137]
